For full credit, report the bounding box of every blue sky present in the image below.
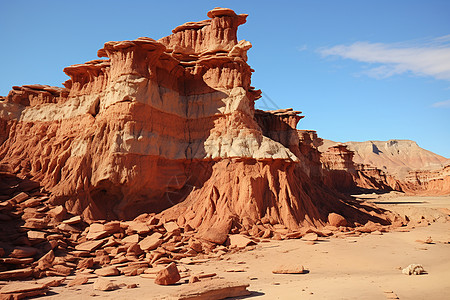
[1,0,449,157]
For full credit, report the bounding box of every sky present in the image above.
[1,0,449,158]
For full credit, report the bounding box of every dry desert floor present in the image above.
[37,193,450,299]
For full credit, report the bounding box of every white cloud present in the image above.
[432,99,450,108]
[319,36,450,81]
[297,44,308,52]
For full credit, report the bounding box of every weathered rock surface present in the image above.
[93,278,120,291]
[272,265,305,274]
[320,139,447,179]
[0,7,398,232]
[0,282,49,299]
[154,262,181,285]
[320,139,449,194]
[328,213,347,227]
[166,279,250,300]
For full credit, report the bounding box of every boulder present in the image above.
[138,233,162,251]
[197,228,228,245]
[93,278,120,291]
[228,234,254,248]
[154,262,180,285]
[328,213,347,227]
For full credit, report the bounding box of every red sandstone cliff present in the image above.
[0,8,399,232]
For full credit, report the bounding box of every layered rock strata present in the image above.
[0,8,398,233]
[320,141,449,195]
[402,165,450,195]
[321,145,402,193]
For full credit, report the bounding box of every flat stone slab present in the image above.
[272,265,306,274]
[75,240,105,252]
[0,268,33,280]
[0,282,48,294]
[164,279,250,300]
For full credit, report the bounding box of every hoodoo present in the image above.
[0,8,398,233]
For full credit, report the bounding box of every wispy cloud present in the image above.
[432,99,450,108]
[297,44,308,52]
[318,36,450,81]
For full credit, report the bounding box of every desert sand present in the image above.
[39,193,449,300]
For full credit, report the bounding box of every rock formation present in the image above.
[320,144,402,193]
[320,140,449,194]
[320,140,448,180]
[0,8,399,235]
[0,8,413,288]
[402,165,450,195]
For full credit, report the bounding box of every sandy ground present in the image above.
[40,193,450,299]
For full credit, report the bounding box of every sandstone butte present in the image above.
[0,7,405,232]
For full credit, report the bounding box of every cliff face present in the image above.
[320,140,449,195]
[0,8,397,231]
[402,165,450,195]
[320,145,357,192]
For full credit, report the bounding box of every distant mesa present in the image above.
[319,139,449,194]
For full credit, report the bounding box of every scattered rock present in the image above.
[226,268,245,272]
[170,279,250,299]
[63,215,82,224]
[77,257,94,270]
[67,275,89,287]
[328,213,347,227]
[0,282,48,299]
[164,221,179,233]
[39,277,66,287]
[87,230,109,241]
[93,278,120,291]
[228,234,254,248]
[36,250,55,270]
[52,264,72,276]
[197,228,228,245]
[196,272,217,279]
[103,221,121,233]
[188,240,203,253]
[75,240,105,252]
[139,233,163,251]
[95,266,119,276]
[402,264,425,275]
[272,265,305,274]
[23,218,48,229]
[27,231,46,240]
[302,233,318,241]
[10,247,37,258]
[122,234,140,244]
[47,205,66,221]
[154,262,181,285]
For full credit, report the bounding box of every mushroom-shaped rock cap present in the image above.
[97,37,166,58]
[207,7,248,25]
